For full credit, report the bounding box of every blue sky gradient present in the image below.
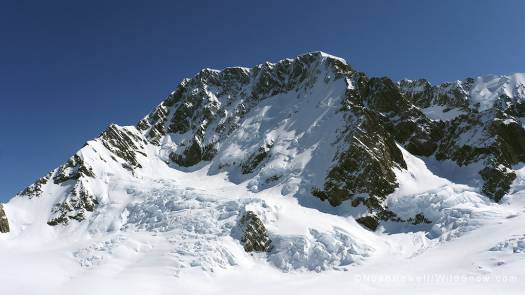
[1,0,525,201]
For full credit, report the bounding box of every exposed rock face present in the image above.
[19,173,51,198]
[241,141,273,174]
[99,124,146,170]
[399,78,471,110]
[0,204,9,233]
[137,52,349,170]
[312,108,406,208]
[310,71,525,225]
[239,211,272,252]
[47,181,98,226]
[355,216,379,231]
[479,164,516,202]
[53,154,95,184]
[312,75,415,225]
[400,79,525,202]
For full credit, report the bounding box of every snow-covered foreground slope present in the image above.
[1,161,525,294]
[2,149,525,294]
[2,52,525,294]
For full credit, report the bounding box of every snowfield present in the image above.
[2,160,525,294]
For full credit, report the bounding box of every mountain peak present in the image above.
[4,53,525,289]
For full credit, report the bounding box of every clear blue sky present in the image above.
[1,0,525,202]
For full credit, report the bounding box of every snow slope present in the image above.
[1,160,525,294]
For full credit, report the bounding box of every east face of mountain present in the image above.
[8,52,525,234]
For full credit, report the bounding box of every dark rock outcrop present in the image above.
[19,173,51,198]
[99,124,146,169]
[47,181,98,226]
[239,211,272,252]
[53,155,95,184]
[312,75,408,222]
[312,108,406,209]
[479,164,516,202]
[241,141,273,174]
[355,216,379,231]
[0,204,10,233]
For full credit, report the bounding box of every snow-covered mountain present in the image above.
[2,52,525,294]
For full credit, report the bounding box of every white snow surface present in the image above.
[2,157,525,294]
[403,72,525,112]
[469,73,525,111]
[421,105,465,121]
[2,55,525,294]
